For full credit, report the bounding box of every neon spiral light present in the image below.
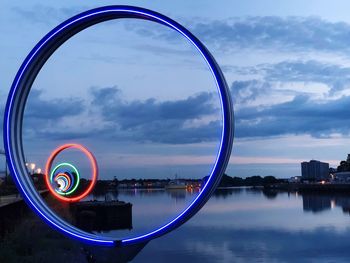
[3,6,234,246]
[50,162,80,196]
[45,144,98,203]
[55,173,71,192]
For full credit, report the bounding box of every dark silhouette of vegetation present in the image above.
[0,175,18,196]
[216,174,281,187]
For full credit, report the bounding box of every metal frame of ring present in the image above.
[3,5,234,246]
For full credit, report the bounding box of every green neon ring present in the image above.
[50,162,80,196]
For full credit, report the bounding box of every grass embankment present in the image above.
[0,196,87,263]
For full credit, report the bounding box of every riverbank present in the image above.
[0,195,87,263]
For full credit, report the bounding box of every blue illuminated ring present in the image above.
[3,6,234,246]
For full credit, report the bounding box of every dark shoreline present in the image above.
[265,182,350,193]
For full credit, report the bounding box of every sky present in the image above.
[2,0,350,179]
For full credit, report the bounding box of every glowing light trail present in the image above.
[45,144,98,202]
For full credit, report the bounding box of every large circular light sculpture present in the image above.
[3,6,234,246]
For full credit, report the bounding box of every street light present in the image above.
[30,163,36,175]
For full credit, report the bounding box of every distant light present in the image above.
[36,168,42,174]
[30,163,36,170]
[331,200,336,209]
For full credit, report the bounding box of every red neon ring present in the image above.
[45,144,98,202]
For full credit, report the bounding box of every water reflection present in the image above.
[131,187,350,262]
[91,188,201,201]
[133,225,350,263]
[81,188,200,239]
[94,190,119,201]
[214,187,244,198]
[84,187,350,239]
[300,193,350,215]
[5,186,350,262]
[211,187,350,216]
[302,194,332,213]
[86,187,350,221]
[245,187,263,195]
[262,188,279,199]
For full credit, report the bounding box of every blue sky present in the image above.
[2,0,350,179]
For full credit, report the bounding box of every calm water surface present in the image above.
[94,187,350,262]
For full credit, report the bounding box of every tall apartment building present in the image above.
[301,160,329,181]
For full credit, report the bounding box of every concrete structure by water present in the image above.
[70,200,132,232]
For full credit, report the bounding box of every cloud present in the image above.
[194,16,350,54]
[11,5,85,25]
[22,75,350,144]
[122,16,350,56]
[23,83,350,143]
[262,60,350,94]
[15,5,350,56]
[227,59,350,119]
[22,84,350,145]
[231,80,272,104]
[235,94,350,138]
[24,87,222,144]
[23,89,85,138]
[90,86,221,144]
[91,87,216,127]
[25,89,84,120]
[228,59,350,96]
[98,154,218,166]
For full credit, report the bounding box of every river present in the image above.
[84,187,350,262]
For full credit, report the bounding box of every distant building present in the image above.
[333,171,350,182]
[288,176,301,183]
[301,162,309,178]
[329,167,337,174]
[301,160,330,181]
